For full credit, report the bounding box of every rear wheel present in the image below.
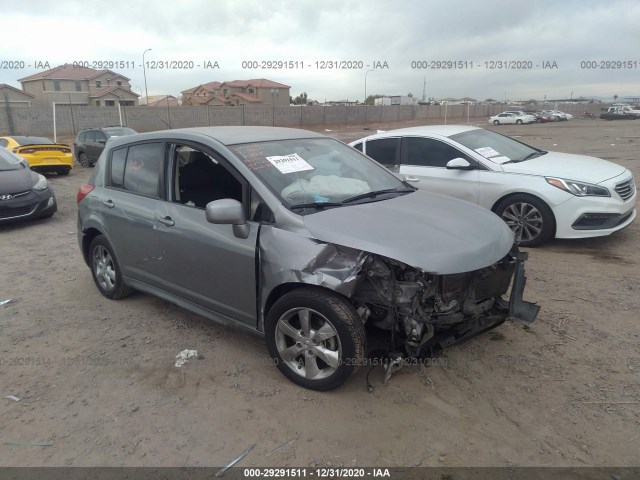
[265,288,366,391]
[78,152,90,168]
[493,120,500,125]
[89,235,133,299]
[516,119,523,125]
[494,194,555,247]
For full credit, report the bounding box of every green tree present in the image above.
[365,94,384,106]
[291,92,309,105]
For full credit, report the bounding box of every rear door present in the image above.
[100,141,167,286]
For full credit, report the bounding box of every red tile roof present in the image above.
[0,83,35,97]
[147,96,179,107]
[89,86,139,98]
[222,78,290,88]
[18,64,130,82]
[231,92,263,103]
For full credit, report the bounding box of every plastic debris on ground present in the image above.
[0,299,14,306]
[175,349,198,367]
[5,395,20,402]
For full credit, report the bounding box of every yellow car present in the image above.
[0,136,73,175]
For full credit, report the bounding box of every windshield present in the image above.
[450,129,545,164]
[104,128,137,138]
[0,148,24,171]
[12,136,54,146]
[229,137,408,211]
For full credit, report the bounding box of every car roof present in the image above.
[105,126,327,147]
[354,124,481,141]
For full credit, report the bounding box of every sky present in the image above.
[1,0,639,102]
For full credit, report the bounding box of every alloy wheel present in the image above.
[501,202,543,243]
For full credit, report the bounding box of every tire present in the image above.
[494,194,555,247]
[59,167,70,176]
[78,152,90,168]
[493,120,500,125]
[89,235,133,299]
[265,287,366,391]
[516,119,523,125]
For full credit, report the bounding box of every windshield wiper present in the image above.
[290,202,345,210]
[518,150,548,162]
[341,187,415,204]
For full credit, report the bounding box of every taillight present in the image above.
[21,148,36,154]
[77,184,95,204]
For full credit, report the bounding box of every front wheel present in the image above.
[493,120,500,125]
[494,194,555,247]
[265,288,366,391]
[89,235,133,299]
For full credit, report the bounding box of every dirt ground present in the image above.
[1,118,639,468]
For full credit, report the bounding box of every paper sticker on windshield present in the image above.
[266,153,315,174]
[474,147,500,158]
[490,156,511,164]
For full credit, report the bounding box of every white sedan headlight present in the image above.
[546,177,610,197]
[33,174,48,191]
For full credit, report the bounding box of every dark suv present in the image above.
[73,127,137,167]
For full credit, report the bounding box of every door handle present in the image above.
[102,199,114,208]
[156,215,175,227]
[404,176,420,182]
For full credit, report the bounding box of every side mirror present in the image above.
[446,158,475,170]
[205,199,249,239]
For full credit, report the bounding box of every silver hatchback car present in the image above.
[77,126,538,390]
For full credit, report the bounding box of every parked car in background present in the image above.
[77,126,538,390]
[524,110,553,122]
[545,110,570,120]
[0,147,57,224]
[603,106,640,118]
[0,136,73,175]
[488,112,535,125]
[73,126,137,167]
[600,108,637,120]
[503,111,537,123]
[350,125,636,247]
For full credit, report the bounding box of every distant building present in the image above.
[181,78,290,107]
[142,95,180,107]
[0,83,35,107]
[374,96,417,106]
[17,64,139,107]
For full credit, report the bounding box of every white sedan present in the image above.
[489,112,536,125]
[350,125,636,246]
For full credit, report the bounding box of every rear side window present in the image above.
[122,143,164,197]
[352,142,363,152]
[110,148,127,188]
[108,142,164,197]
[364,138,400,169]
[77,132,86,143]
[86,131,97,142]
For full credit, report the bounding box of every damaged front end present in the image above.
[260,224,538,367]
[351,246,538,360]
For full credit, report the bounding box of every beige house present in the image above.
[181,79,290,107]
[18,64,139,107]
[0,83,35,106]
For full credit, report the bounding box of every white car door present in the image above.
[395,136,481,204]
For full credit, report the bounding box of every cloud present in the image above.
[1,0,638,101]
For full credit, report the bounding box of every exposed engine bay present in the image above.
[350,247,537,362]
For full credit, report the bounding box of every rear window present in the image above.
[12,136,54,145]
[104,128,137,138]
